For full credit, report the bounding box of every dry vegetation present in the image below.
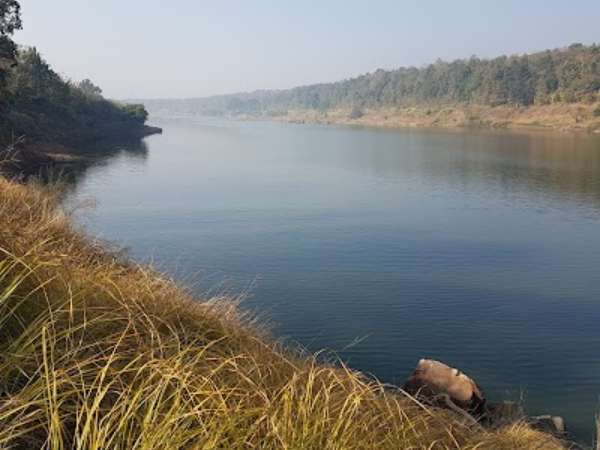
[0,177,568,449]
[277,103,600,133]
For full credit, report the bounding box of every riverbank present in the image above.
[0,177,569,449]
[0,125,162,176]
[258,103,600,134]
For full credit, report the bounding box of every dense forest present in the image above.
[0,0,152,155]
[142,43,600,117]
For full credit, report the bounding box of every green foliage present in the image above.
[594,105,600,117]
[0,0,20,35]
[0,0,21,89]
[0,46,150,147]
[0,0,151,150]
[77,78,102,97]
[121,102,149,124]
[0,35,16,78]
[153,43,600,116]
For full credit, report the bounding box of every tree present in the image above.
[121,103,149,125]
[0,0,21,62]
[0,0,21,87]
[8,47,64,99]
[78,78,103,97]
[0,0,20,35]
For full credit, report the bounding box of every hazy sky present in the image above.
[16,0,600,99]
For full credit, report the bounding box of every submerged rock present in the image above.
[403,359,486,416]
[530,415,566,437]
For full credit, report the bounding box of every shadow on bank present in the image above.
[0,126,160,184]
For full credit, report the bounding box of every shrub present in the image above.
[349,106,364,119]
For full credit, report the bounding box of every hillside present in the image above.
[140,43,600,132]
[0,47,161,174]
[0,176,568,449]
[0,48,151,142]
[0,3,159,174]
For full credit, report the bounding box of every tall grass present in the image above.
[0,177,566,449]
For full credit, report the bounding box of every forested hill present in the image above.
[0,48,151,148]
[141,43,600,117]
[0,0,156,167]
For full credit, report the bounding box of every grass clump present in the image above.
[0,177,566,449]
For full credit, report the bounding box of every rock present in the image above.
[530,415,566,437]
[403,359,486,416]
[140,125,163,137]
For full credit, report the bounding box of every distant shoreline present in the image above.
[237,103,600,135]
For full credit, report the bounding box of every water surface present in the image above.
[67,117,600,441]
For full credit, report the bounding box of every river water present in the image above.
[66,117,600,441]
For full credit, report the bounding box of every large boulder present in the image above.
[403,359,486,416]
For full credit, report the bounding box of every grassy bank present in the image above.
[0,177,567,449]
[264,103,600,133]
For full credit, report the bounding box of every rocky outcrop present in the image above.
[403,359,568,439]
[139,125,163,137]
[403,359,486,417]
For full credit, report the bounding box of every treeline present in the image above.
[0,0,150,150]
[143,43,600,116]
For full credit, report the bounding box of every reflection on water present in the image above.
[334,129,600,207]
[35,138,149,187]
[65,117,600,442]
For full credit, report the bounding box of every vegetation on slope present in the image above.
[0,178,567,449]
[141,43,600,132]
[0,0,153,161]
[0,47,150,147]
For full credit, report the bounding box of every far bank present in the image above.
[248,103,600,134]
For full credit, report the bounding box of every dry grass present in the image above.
[274,103,600,134]
[0,177,567,449]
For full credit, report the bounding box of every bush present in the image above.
[349,106,364,119]
[120,102,149,124]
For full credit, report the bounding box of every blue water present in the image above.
[67,117,600,441]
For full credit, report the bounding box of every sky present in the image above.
[15,0,600,99]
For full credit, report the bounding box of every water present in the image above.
[66,117,600,441]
